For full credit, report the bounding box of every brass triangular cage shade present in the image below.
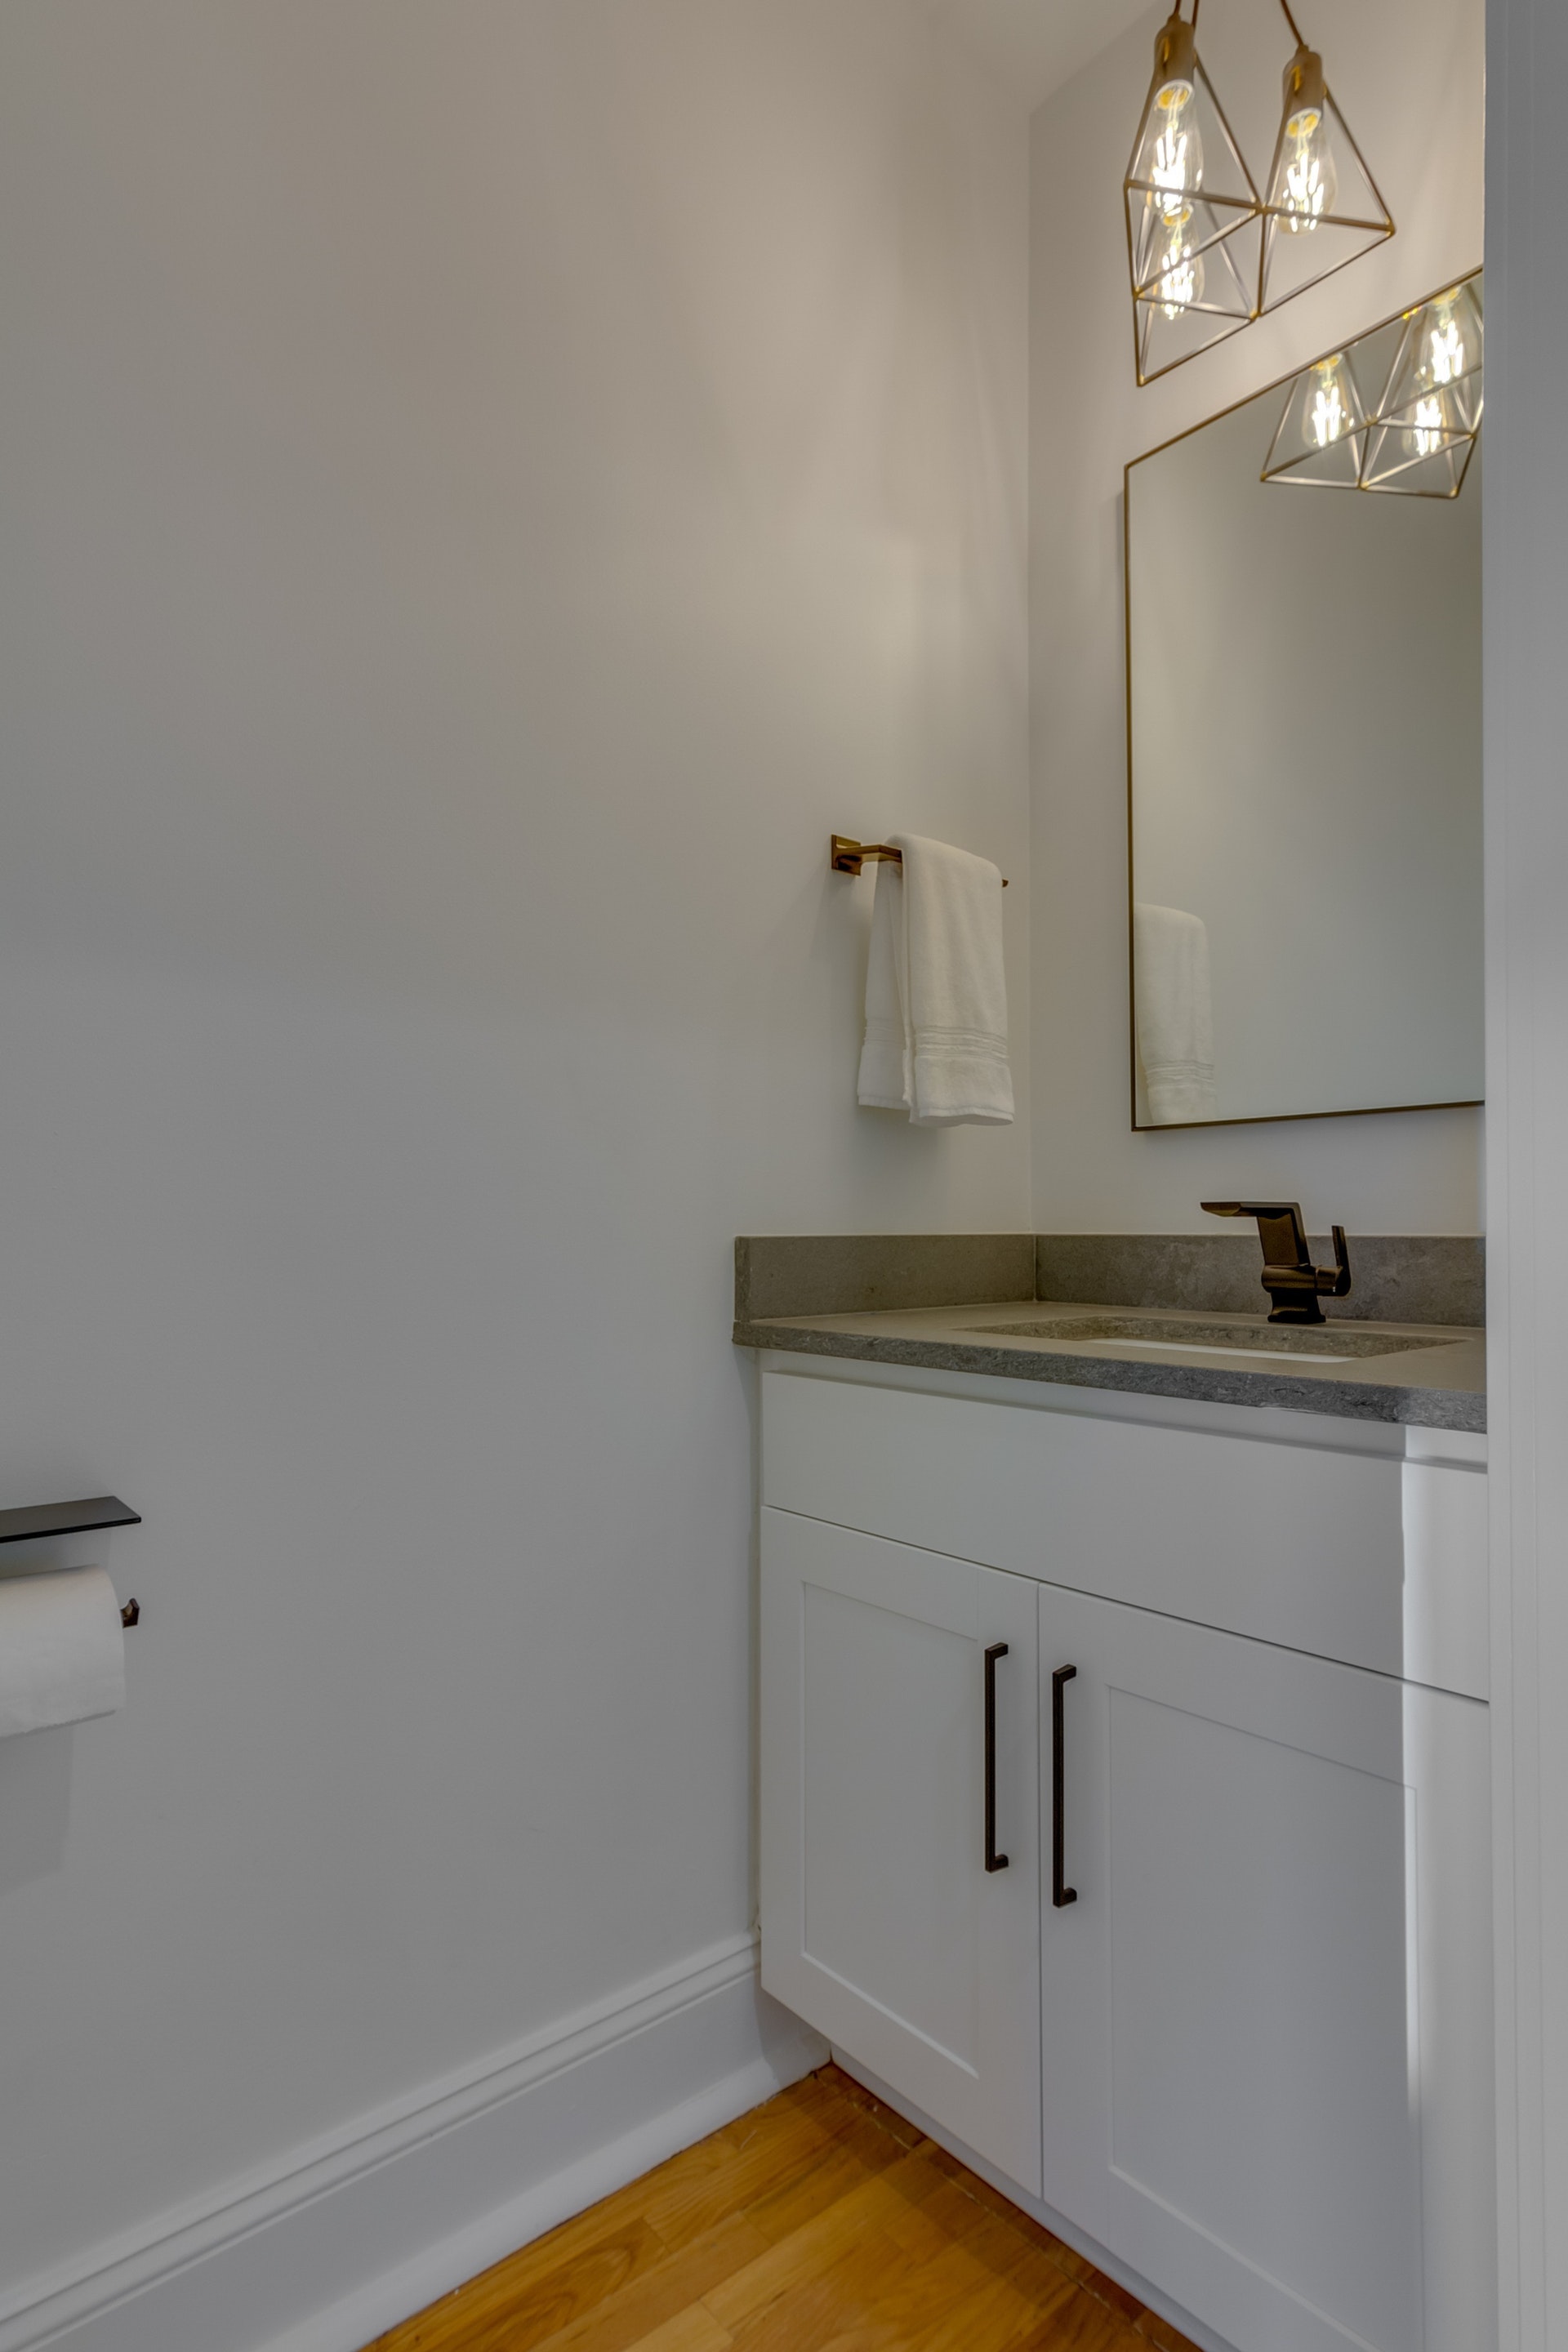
[1261,348,1369,488]
[1258,47,1394,315]
[1361,280,1484,497]
[1125,11,1262,385]
[1258,268,1483,499]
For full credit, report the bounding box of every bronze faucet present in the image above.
[1201,1201,1352,1325]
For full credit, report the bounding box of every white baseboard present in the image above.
[0,1934,826,2352]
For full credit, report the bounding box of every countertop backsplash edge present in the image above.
[736,1233,1485,1330]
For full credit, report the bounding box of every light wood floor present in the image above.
[364,2063,1200,2352]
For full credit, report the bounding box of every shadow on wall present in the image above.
[0,1726,74,1897]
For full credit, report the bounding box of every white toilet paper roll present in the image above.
[0,1567,126,1738]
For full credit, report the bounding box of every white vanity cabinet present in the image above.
[760,1508,1043,2194]
[757,1357,1494,2352]
[1038,1584,1492,2352]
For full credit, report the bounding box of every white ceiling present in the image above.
[920,0,1157,111]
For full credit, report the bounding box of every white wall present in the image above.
[0,0,1027,2313]
[1030,0,1485,1232]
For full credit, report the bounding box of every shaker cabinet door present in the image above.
[1039,1584,1494,2352]
[760,1506,1041,2195]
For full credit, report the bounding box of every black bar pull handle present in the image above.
[984,1643,1009,1873]
[1052,1664,1078,1909]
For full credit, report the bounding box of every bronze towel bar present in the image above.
[831,835,1007,884]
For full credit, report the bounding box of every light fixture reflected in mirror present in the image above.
[1124,7,1261,385]
[1261,272,1483,497]
[1260,349,1367,487]
[1362,280,1484,496]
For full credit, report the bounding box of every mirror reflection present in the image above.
[1126,272,1484,1129]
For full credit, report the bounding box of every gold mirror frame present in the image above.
[1124,270,1485,1133]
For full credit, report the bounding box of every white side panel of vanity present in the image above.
[760,1357,1488,1701]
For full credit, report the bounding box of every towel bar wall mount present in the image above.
[831,835,1008,885]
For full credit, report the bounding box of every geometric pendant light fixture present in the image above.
[1361,278,1484,496]
[1124,6,1263,385]
[1126,1,1394,384]
[1261,270,1483,497]
[1258,3,1395,315]
[1259,348,1368,487]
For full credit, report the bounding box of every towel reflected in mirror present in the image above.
[1134,902,1218,1125]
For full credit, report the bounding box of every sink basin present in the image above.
[964,1315,1460,1365]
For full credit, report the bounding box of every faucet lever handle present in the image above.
[1318,1224,1352,1298]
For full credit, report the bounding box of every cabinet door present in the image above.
[761,1506,1041,2194]
[1040,1585,1494,2352]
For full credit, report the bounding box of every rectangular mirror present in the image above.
[1125,273,1484,1129]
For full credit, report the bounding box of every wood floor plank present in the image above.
[738,2106,922,2247]
[359,2068,1203,2352]
[877,2169,1070,2305]
[530,2215,773,2352]
[367,2216,670,2351]
[642,2106,849,2251]
[1012,2293,1155,2352]
[724,2203,1080,2352]
[1129,2315,1203,2352]
[889,2194,1142,2352]
[906,2274,1080,2352]
[1075,2270,1145,2326]
[702,2154,952,2332]
[621,2310,734,2352]
[813,2064,927,2149]
[920,2140,1080,2261]
[831,2242,1071,2352]
[706,2145,1070,2352]
[714,2226,927,2352]
[639,2094,826,2197]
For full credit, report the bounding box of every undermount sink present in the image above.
[964,1315,1460,1365]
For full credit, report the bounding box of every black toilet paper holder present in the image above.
[0,1495,143,1628]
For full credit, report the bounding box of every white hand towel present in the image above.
[1134,902,1218,1123]
[857,835,1013,1126]
[856,862,911,1112]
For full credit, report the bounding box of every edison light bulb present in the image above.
[1131,16,1208,319]
[1406,394,1449,459]
[1155,207,1205,318]
[1307,357,1350,448]
[1281,103,1336,229]
[1426,292,1466,385]
[1138,70,1205,307]
[1401,293,1465,457]
[1143,88,1205,313]
[1150,77,1204,215]
[1273,47,1338,234]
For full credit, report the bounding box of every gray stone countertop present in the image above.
[735,1297,1486,1432]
